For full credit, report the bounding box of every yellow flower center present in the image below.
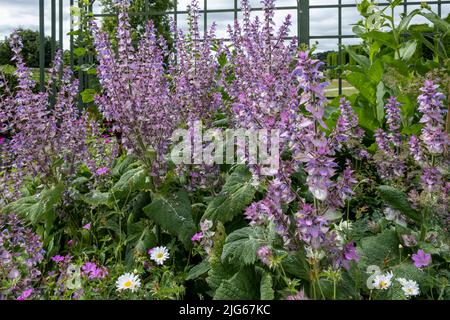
[156,252,164,259]
[124,281,133,288]
[379,281,387,288]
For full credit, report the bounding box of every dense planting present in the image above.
[0,0,449,301]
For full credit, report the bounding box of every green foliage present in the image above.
[260,272,275,300]
[143,191,196,248]
[0,29,53,68]
[4,182,64,225]
[213,267,259,300]
[202,165,256,223]
[378,186,422,223]
[185,261,211,281]
[358,230,400,267]
[221,227,266,266]
[111,166,150,200]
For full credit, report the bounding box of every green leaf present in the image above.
[143,191,196,248]
[111,166,149,200]
[73,47,87,57]
[281,251,310,281]
[421,12,450,34]
[368,60,384,84]
[82,190,112,207]
[186,261,211,281]
[112,155,139,177]
[125,220,156,267]
[80,88,97,103]
[5,183,64,224]
[364,31,397,49]
[202,165,256,223]
[378,186,422,223]
[358,230,400,267]
[221,227,266,266]
[398,9,421,33]
[399,40,418,61]
[345,46,370,69]
[260,273,274,300]
[213,267,259,300]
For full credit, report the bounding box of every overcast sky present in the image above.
[0,0,447,52]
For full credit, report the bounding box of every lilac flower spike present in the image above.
[417,81,448,155]
[384,96,402,147]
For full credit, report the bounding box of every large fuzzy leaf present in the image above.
[378,186,422,223]
[221,227,266,266]
[202,165,256,223]
[5,183,64,224]
[143,191,196,248]
[111,166,150,200]
[213,267,259,300]
[82,190,112,207]
[358,229,400,267]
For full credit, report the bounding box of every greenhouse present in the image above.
[0,0,449,305]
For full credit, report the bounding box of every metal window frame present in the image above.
[39,0,449,94]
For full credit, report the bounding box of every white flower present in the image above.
[150,246,170,265]
[398,278,420,297]
[372,271,394,290]
[305,247,326,261]
[116,273,141,292]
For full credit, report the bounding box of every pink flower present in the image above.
[17,289,33,300]
[412,249,432,268]
[83,223,91,230]
[0,136,5,144]
[95,167,109,176]
[191,232,203,242]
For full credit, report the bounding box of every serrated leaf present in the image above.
[143,191,196,248]
[221,227,266,266]
[260,273,274,300]
[213,267,259,300]
[378,186,422,223]
[202,165,256,223]
[186,261,211,281]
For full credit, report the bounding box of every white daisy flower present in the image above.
[116,273,141,292]
[150,246,170,265]
[372,271,394,290]
[397,278,420,297]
